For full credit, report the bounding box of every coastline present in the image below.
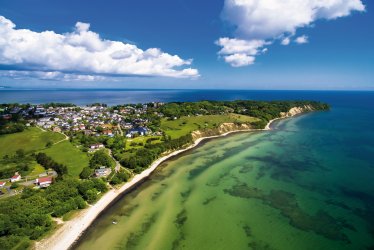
[34,112,303,250]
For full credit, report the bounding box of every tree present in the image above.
[16,149,25,158]
[74,196,87,209]
[117,170,130,182]
[110,176,121,185]
[96,126,104,133]
[10,183,19,189]
[79,167,93,179]
[35,153,68,177]
[91,178,108,192]
[85,189,98,204]
[89,150,114,169]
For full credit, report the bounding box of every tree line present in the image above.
[36,153,68,177]
[0,177,108,249]
[120,134,192,173]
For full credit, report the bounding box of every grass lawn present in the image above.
[125,136,162,150]
[0,127,65,158]
[160,114,259,139]
[28,163,46,177]
[42,141,89,177]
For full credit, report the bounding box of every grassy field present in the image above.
[28,163,46,176]
[125,136,162,150]
[160,114,259,139]
[0,127,65,158]
[43,141,89,177]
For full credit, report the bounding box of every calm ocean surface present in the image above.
[0,89,372,107]
[3,89,374,249]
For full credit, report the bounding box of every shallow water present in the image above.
[74,94,374,250]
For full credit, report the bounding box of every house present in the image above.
[10,174,21,182]
[95,166,111,177]
[126,127,148,137]
[52,126,61,133]
[0,182,5,188]
[122,123,133,129]
[102,124,112,129]
[10,107,21,114]
[103,130,113,136]
[35,176,53,188]
[84,130,93,135]
[90,143,104,149]
[1,114,12,120]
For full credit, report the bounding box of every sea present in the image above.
[2,89,374,249]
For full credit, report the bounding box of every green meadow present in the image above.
[0,128,88,178]
[0,127,64,158]
[160,114,259,139]
[43,141,89,177]
[125,136,163,150]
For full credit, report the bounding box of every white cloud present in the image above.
[281,37,291,46]
[215,37,268,66]
[0,16,199,80]
[0,70,107,81]
[295,35,309,44]
[224,53,256,67]
[218,0,365,66]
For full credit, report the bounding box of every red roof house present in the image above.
[36,176,53,188]
[10,174,21,183]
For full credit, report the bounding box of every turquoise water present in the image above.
[74,92,374,250]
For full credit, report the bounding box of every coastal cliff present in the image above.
[191,105,314,141]
[191,123,252,141]
[279,105,314,118]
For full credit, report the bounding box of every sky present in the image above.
[0,0,373,90]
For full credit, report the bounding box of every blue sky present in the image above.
[0,0,373,90]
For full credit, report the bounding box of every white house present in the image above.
[0,181,5,188]
[95,166,112,177]
[10,174,21,182]
[90,143,104,149]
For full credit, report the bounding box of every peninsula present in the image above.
[0,100,329,249]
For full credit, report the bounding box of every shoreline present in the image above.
[34,113,300,250]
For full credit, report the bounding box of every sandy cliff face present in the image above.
[191,105,314,141]
[191,123,251,141]
[279,105,314,118]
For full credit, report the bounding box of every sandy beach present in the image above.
[34,113,300,250]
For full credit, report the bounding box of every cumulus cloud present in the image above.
[217,0,365,67]
[295,35,309,44]
[215,37,269,66]
[281,37,291,46]
[224,53,255,67]
[0,16,199,80]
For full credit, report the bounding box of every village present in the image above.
[26,103,164,137]
[0,102,167,197]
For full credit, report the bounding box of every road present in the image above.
[107,148,121,173]
[117,124,123,136]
